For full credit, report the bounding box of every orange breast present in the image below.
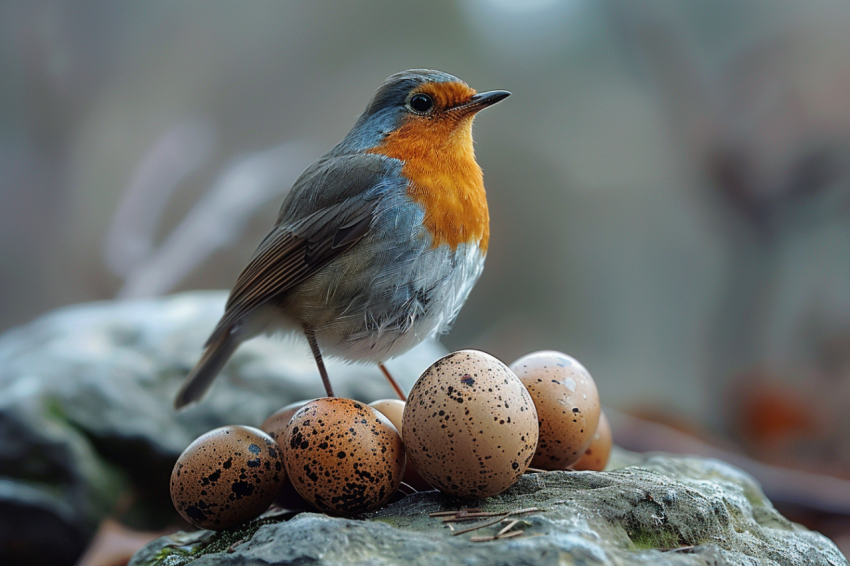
[368,114,490,253]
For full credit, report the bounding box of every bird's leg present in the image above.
[304,325,334,397]
[378,363,407,401]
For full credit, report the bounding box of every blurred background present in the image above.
[2,0,850,559]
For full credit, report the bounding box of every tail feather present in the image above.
[174,331,239,409]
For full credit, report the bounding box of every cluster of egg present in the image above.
[170,349,612,530]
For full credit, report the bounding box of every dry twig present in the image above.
[662,546,696,553]
[429,508,481,517]
[442,511,508,523]
[496,520,519,537]
[451,507,542,536]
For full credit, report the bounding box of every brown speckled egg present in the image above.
[170,425,285,530]
[572,410,612,471]
[369,399,433,492]
[510,351,601,470]
[402,350,539,499]
[260,401,314,511]
[261,400,312,445]
[284,397,405,516]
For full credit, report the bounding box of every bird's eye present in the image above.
[408,93,434,114]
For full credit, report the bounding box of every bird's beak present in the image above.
[452,90,511,115]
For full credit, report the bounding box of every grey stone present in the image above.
[0,291,444,566]
[129,451,847,566]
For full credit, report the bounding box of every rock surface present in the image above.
[130,451,848,566]
[0,292,444,566]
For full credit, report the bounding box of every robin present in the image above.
[174,69,510,409]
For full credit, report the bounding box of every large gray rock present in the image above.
[130,451,847,566]
[0,292,445,566]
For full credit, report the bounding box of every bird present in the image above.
[174,69,510,409]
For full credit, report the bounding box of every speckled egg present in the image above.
[369,399,433,492]
[260,401,314,511]
[170,425,285,530]
[402,350,539,499]
[261,400,312,445]
[572,410,612,471]
[510,351,601,470]
[284,397,405,516]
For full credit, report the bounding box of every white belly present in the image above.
[283,240,485,364]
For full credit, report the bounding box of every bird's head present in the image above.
[339,69,510,154]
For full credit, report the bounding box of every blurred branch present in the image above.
[113,140,314,299]
[608,408,850,516]
[104,120,217,277]
[104,119,315,299]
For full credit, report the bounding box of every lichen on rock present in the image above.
[130,450,848,566]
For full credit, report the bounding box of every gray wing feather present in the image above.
[205,153,391,345]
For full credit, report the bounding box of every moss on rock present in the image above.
[130,451,848,566]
